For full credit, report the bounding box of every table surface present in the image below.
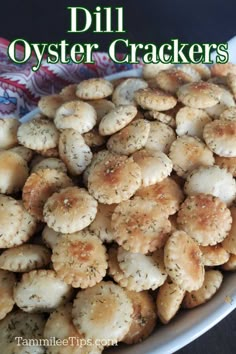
[1,1,236,353]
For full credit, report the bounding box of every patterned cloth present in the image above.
[0,38,142,119]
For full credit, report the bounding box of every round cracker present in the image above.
[99,105,137,136]
[155,68,196,94]
[38,94,65,119]
[88,99,115,123]
[88,152,141,204]
[44,303,102,354]
[184,166,236,206]
[112,78,148,106]
[222,206,236,255]
[108,246,132,286]
[31,157,67,174]
[0,195,23,247]
[117,248,167,291]
[0,269,16,320]
[135,177,184,216]
[0,244,51,272]
[183,64,211,80]
[164,230,205,291]
[3,202,38,248]
[142,62,174,79]
[23,168,73,221]
[122,290,157,344]
[59,83,78,101]
[14,269,73,313]
[220,106,236,121]
[36,146,59,158]
[132,149,173,186]
[42,225,61,249]
[205,87,235,119]
[52,230,107,288]
[54,100,97,133]
[177,82,222,109]
[83,128,106,148]
[179,66,201,82]
[176,107,212,139]
[107,119,150,155]
[145,121,176,154]
[58,129,93,175]
[146,109,176,127]
[183,270,223,308]
[89,203,117,243]
[169,135,214,178]
[177,194,232,246]
[43,186,97,233]
[156,278,185,324]
[111,197,171,254]
[134,88,177,111]
[72,281,133,343]
[17,117,59,150]
[76,78,113,100]
[221,254,236,271]
[226,72,236,99]
[82,149,111,187]
[0,118,19,149]
[215,155,236,177]
[10,145,33,163]
[203,120,236,157]
[0,150,29,194]
[200,245,230,266]
[0,310,45,354]
[211,63,236,77]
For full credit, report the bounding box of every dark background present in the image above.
[0,0,235,49]
[1,1,236,353]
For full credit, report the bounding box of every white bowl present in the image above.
[20,68,236,354]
